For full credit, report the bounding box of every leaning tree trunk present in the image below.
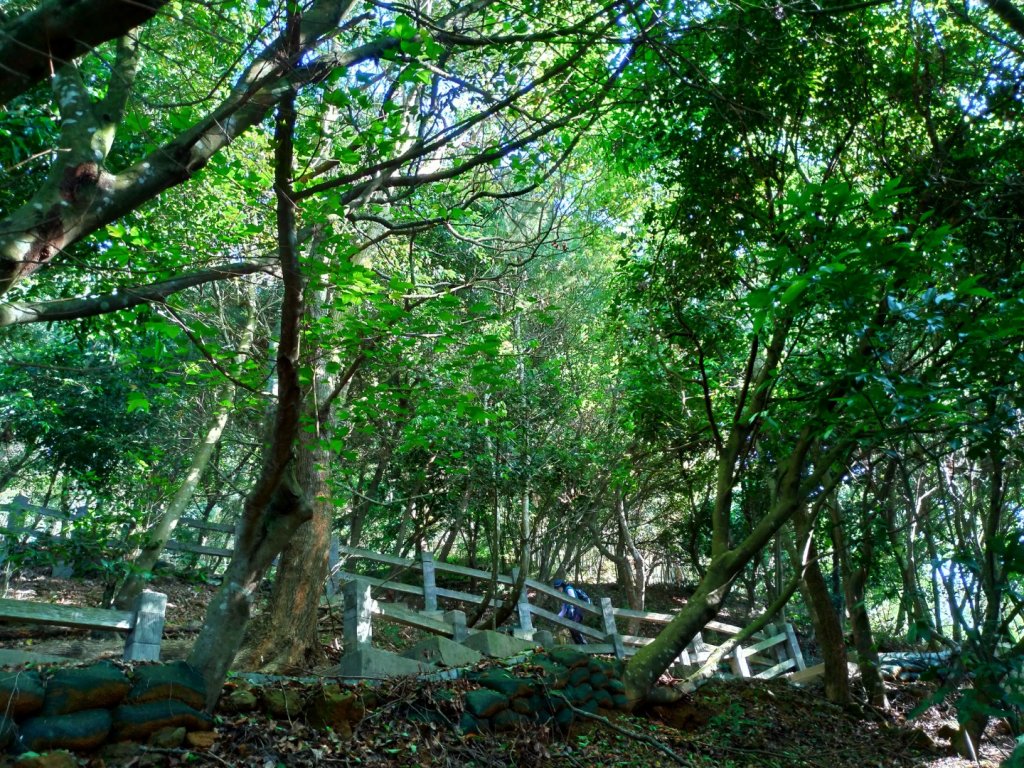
[237,430,332,671]
[188,76,311,709]
[622,432,821,705]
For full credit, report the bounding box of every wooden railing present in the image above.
[332,545,807,679]
[0,496,806,678]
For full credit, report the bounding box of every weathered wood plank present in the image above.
[334,572,424,597]
[528,604,605,640]
[433,560,515,584]
[164,540,233,558]
[524,579,602,616]
[736,632,787,657]
[0,598,134,631]
[178,519,235,534]
[336,545,416,568]
[375,603,452,636]
[434,586,506,608]
[753,658,797,679]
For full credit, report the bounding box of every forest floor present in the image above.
[0,574,1015,767]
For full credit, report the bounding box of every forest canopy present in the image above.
[1,0,1023,757]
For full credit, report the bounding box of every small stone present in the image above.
[261,687,305,719]
[590,672,608,688]
[594,689,613,708]
[19,708,112,752]
[465,689,508,719]
[306,686,365,732]
[458,712,482,735]
[511,697,533,715]
[606,678,626,694]
[13,750,78,768]
[186,730,218,748]
[43,662,130,715]
[148,725,187,748]
[218,687,258,714]
[99,742,144,759]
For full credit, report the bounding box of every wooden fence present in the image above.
[333,545,806,679]
[0,496,806,679]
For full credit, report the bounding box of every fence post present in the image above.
[421,551,439,614]
[124,590,167,661]
[599,597,625,659]
[343,579,376,652]
[512,567,534,640]
[445,609,469,643]
[691,631,710,663]
[325,535,341,597]
[729,646,751,678]
[783,623,806,670]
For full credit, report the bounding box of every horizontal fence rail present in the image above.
[0,495,807,679]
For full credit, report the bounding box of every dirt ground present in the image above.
[0,574,1016,767]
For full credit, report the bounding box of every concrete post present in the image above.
[343,579,376,652]
[512,567,534,640]
[444,609,468,643]
[784,623,806,670]
[124,590,167,661]
[729,646,751,678]
[599,597,625,659]
[421,552,438,614]
[326,534,340,597]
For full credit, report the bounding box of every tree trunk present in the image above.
[623,431,823,704]
[791,495,850,707]
[237,430,331,671]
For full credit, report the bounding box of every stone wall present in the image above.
[0,660,212,754]
[460,647,630,733]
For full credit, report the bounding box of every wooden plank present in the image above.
[737,632,787,657]
[435,586,506,608]
[336,545,416,568]
[178,519,235,534]
[374,603,452,636]
[753,658,797,679]
[525,579,601,617]
[0,598,134,631]
[165,540,233,558]
[433,560,515,585]
[334,572,425,597]
[610,608,751,638]
[528,604,605,640]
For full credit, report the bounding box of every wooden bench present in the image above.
[0,590,167,662]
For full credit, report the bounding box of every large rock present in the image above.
[402,636,483,668]
[0,670,44,718]
[111,700,213,741]
[473,668,533,699]
[326,648,431,680]
[546,647,589,669]
[465,689,508,719]
[43,662,130,715]
[260,688,305,719]
[218,686,258,714]
[461,631,535,659]
[306,686,364,737]
[128,661,206,710]
[19,709,112,752]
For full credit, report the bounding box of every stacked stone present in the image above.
[0,661,212,754]
[460,647,630,734]
[219,681,370,740]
